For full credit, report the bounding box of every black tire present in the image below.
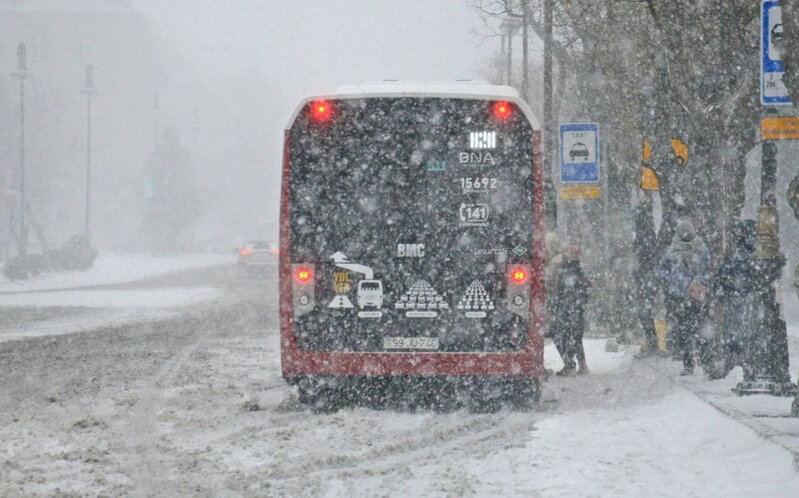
[506,378,541,410]
[309,388,341,414]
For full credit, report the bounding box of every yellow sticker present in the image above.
[333,271,351,294]
[642,137,652,161]
[761,117,799,139]
[670,138,688,165]
[641,167,659,190]
[560,185,600,199]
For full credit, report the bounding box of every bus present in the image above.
[279,82,545,410]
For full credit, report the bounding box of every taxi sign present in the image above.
[560,123,600,183]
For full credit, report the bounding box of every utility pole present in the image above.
[11,43,29,256]
[81,64,97,243]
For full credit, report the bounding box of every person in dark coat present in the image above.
[633,204,660,356]
[553,245,592,375]
[658,196,688,356]
[712,219,758,379]
[658,218,710,375]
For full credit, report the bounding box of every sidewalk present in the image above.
[0,251,234,293]
[0,251,235,343]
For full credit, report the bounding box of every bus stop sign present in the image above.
[560,123,599,183]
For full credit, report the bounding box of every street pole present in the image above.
[521,1,530,101]
[500,19,519,86]
[734,131,794,396]
[543,0,557,230]
[506,27,512,85]
[11,43,29,256]
[81,64,97,244]
[733,12,797,396]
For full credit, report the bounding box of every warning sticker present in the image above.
[333,271,351,294]
[456,281,495,318]
[328,295,354,309]
[394,280,448,318]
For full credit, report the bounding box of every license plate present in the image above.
[383,337,439,350]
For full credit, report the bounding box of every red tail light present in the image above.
[240,248,254,256]
[310,100,332,122]
[510,267,527,284]
[296,267,313,283]
[493,101,512,121]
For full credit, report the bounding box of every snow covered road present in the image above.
[1,261,798,496]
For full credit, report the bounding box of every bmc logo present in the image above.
[397,243,425,257]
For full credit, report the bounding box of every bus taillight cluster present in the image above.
[296,267,313,283]
[309,100,332,122]
[493,101,513,121]
[510,267,527,284]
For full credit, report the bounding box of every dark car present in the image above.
[238,240,278,275]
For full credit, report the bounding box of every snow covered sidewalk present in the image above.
[0,251,234,293]
[0,251,236,343]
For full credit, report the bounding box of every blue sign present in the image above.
[560,123,599,183]
[762,0,791,105]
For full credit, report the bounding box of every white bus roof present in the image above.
[287,81,540,129]
[334,80,519,98]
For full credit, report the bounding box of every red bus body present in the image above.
[279,86,545,384]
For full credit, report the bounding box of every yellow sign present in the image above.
[333,271,351,294]
[560,185,600,200]
[761,117,799,139]
[670,138,688,165]
[641,167,659,190]
[642,137,652,161]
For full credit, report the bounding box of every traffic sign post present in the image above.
[762,0,791,105]
[739,1,798,397]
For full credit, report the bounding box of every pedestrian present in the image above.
[553,244,592,376]
[545,232,565,350]
[658,217,710,375]
[633,204,660,356]
[712,219,758,379]
[658,196,688,356]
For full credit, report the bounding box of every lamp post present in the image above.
[11,43,29,256]
[81,64,97,243]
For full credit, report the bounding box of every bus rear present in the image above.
[279,84,544,408]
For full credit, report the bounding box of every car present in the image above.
[238,240,278,275]
[569,142,590,161]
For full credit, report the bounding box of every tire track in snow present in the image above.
[256,410,539,494]
[120,332,204,497]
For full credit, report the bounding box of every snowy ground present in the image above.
[0,252,234,292]
[0,251,235,343]
[0,259,798,496]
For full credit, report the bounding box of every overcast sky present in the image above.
[130,0,501,237]
[136,0,497,103]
